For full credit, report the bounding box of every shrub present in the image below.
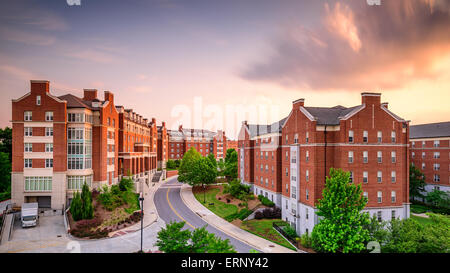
[226,198,230,203]
[300,233,312,248]
[258,195,275,207]
[223,179,250,200]
[254,211,263,219]
[283,225,298,239]
[237,208,253,220]
[70,191,83,221]
[261,207,281,219]
[119,177,134,191]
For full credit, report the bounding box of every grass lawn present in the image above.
[241,219,297,251]
[194,187,239,219]
[411,215,436,226]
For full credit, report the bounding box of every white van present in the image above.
[21,203,39,228]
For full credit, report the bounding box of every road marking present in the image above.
[166,187,195,229]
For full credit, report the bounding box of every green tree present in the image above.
[155,221,236,253]
[155,221,191,253]
[425,189,450,208]
[410,164,426,202]
[311,168,370,253]
[166,159,177,170]
[178,147,202,184]
[81,183,94,219]
[192,156,218,203]
[224,149,238,180]
[0,127,12,160]
[70,191,83,221]
[0,152,11,194]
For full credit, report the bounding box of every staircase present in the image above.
[152,171,162,183]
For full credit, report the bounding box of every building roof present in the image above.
[58,94,92,109]
[247,117,287,138]
[410,122,450,139]
[304,105,361,125]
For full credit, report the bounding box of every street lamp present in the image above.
[139,196,144,253]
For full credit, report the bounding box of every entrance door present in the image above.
[37,196,51,208]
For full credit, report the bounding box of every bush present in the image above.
[258,195,275,207]
[254,211,263,219]
[238,208,253,220]
[119,177,134,192]
[283,225,298,239]
[261,207,281,219]
[223,179,250,201]
[300,233,312,248]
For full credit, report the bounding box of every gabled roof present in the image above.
[303,105,361,125]
[58,94,92,109]
[410,122,450,139]
[247,117,287,138]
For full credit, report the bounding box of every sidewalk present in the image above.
[108,178,164,237]
[179,184,298,253]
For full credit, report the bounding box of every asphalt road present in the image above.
[154,177,257,253]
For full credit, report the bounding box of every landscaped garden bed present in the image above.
[68,178,142,239]
[241,219,297,251]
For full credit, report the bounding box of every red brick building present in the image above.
[157,122,169,169]
[167,125,231,161]
[10,80,161,211]
[238,93,410,235]
[410,122,450,194]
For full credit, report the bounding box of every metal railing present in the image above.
[272,221,298,247]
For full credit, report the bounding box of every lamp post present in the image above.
[139,195,144,253]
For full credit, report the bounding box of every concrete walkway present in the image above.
[179,184,297,253]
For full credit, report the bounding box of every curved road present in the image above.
[154,177,257,253]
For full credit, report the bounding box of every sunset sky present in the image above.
[1,0,449,139]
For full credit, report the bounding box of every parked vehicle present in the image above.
[21,203,39,228]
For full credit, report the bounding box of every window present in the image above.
[285,135,288,144]
[363,192,368,202]
[24,143,32,152]
[434,174,440,182]
[412,141,415,147]
[391,191,396,203]
[434,163,440,171]
[412,152,415,158]
[291,186,296,199]
[422,141,426,147]
[363,131,368,143]
[306,151,309,162]
[285,183,288,193]
[434,152,440,159]
[306,170,309,182]
[24,159,32,168]
[377,191,382,203]
[294,133,298,144]
[391,210,396,221]
[306,132,309,143]
[363,171,368,183]
[45,127,53,136]
[36,95,41,105]
[24,111,32,121]
[422,163,425,170]
[377,151,382,163]
[24,127,32,136]
[377,171,382,183]
[348,130,354,143]
[45,112,53,121]
[391,171,396,182]
[45,159,53,168]
[377,131,382,143]
[349,171,353,183]
[391,151,396,163]
[285,151,288,161]
[377,211,382,222]
[285,167,288,177]
[68,175,93,190]
[24,177,52,192]
[391,131,396,143]
[348,151,354,163]
[306,208,309,219]
[434,140,440,147]
[306,189,309,200]
[422,152,426,159]
[363,151,368,163]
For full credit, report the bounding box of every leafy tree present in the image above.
[207,153,217,169]
[155,221,236,253]
[155,221,191,253]
[166,159,177,170]
[410,164,426,202]
[217,159,225,177]
[192,156,218,203]
[364,215,390,246]
[425,189,450,208]
[223,179,250,200]
[81,183,94,219]
[224,149,238,180]
[178,147,202,184]
[0,127,12,160]
[119,177,134,191]
[311,168,370,253]
[70,191,83,221]
[0,152,11,194]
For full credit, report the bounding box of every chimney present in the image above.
[179,124,183,131]
[162,121,166,127]
[104,91,114,103]
[152,117,156,124]
[30,80,50,94]
[292,98,305,109]
[361,92,381,106]
[242,120,248,126]
[381,102,388,109]
[83,89,98,101]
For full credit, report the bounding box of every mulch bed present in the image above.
[193,184,262,211]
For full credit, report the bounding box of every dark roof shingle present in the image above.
[410,122,450,139]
